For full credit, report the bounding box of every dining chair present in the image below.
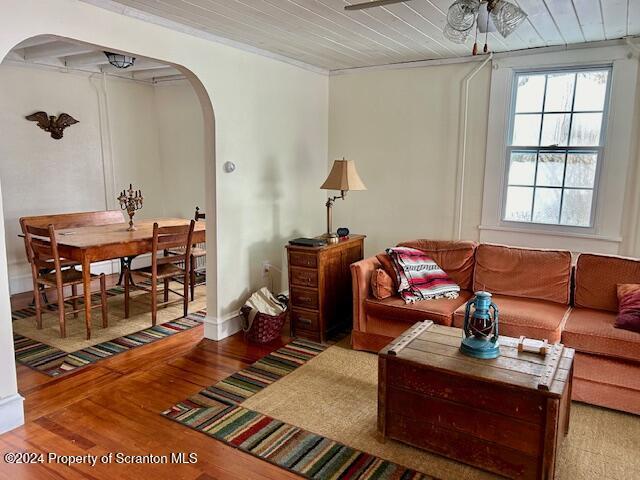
[124,220,195,326]
[167,207,206,301]
[24,224,108,338]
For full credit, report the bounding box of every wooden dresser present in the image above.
[286,235,365,343]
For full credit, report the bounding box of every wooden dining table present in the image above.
[53,218,206,339]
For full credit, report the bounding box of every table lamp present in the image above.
[320,158,366,244]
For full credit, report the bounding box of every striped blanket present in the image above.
[386,247,460,304]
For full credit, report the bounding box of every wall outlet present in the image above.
[262,261,271,276]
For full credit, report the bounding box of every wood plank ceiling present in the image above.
[83,0,640,71]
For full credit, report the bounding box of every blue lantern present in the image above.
[460,291,500,359]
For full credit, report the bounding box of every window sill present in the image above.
[478,224,622,243]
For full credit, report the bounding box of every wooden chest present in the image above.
[286,235,365,343]
[378,322,574,480]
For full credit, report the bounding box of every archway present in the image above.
[0,34,218,433]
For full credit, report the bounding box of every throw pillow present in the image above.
[386,247,460,304]
[376,253,399,290]
[370,268,394,300]
[616,284,640,333]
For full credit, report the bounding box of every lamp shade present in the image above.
[320,159,367,191]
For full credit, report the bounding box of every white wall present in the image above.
[0,0,328,427]
[329,63,490,257]
[0,65,205,294]
[154,81,206,218]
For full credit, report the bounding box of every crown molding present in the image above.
[330,36,640,76]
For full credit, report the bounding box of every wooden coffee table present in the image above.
[378,321,574,480]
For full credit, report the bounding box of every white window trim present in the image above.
[479,45,639,254]
[502,65,611,230]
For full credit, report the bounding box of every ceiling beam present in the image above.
[23,41,95,61]
[100,59,168,74]
[132,67,182,80]
[63,51,110,68]
[13,36,57,50]
[152,75,187,83]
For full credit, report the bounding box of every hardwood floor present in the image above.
[2,286,299,479]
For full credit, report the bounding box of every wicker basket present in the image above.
[241,295,288,344]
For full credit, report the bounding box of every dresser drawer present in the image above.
[291,308,319,332]
[290,286,319,310]
[290,267,318,288]
[289,251,318,268]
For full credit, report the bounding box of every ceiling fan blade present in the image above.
[344,0,414,11]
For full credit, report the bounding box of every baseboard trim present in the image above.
[202,312,242,341]
[0,393,25,434]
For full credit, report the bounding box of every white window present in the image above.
[502,67,611,227]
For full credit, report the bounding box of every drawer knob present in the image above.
[298,317,312,325]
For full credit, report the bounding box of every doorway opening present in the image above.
[0,34,216,415]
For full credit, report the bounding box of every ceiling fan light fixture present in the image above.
[489,0,527,38]
[443,23,471,44]
[104,51,136,69]
[477,2,497,33]
[447,0,480,32]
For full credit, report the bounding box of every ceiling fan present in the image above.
[444,0,528,54]
[344,0,527,55]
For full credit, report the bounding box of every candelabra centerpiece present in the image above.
[118,184,143,231]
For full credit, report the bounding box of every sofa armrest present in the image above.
[351,256,382,332]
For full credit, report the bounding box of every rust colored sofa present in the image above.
[562,253,640,415]
[352,241,572,352]
[351,240,640,415]
[351,240,477,353]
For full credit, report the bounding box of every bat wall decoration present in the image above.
[25,112,79,139]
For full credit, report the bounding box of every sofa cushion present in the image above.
[365,290,473,327]
[575,253,640,312]
[453,294,570,343]
[473,243,571,304]
[397,240,477,290]
[370,268,394,300]
[562,308,640,363]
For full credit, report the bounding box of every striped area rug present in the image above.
[14,310,205,377]
[162,339,431,479]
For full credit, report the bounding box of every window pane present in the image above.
[565,153,597,188]
[561,189,593,226]
[512,114,541,146]
[540,114,570,146]
[574,71,608,112]
[504,186,533,221]
[536,152,565,187]
[544,73,575,112]
[532,188,561,224]
[515,74,545,113]
[570,113,603,146]
[508,151,536,185]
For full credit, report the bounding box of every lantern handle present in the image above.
[490,302,499,340]
[463,300,473,337]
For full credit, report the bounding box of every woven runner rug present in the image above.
[12,281,206,377]
[162,339,431,480]
[14,310,204,377]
